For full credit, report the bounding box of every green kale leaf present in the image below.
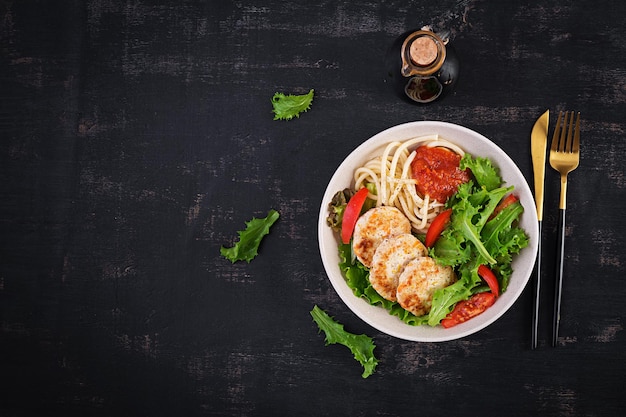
[271,89,314,120]
[220,209,280,263]
[310,305,378,378]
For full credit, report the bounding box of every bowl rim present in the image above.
[317,121,539,342]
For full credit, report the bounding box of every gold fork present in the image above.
[549,111,581,347]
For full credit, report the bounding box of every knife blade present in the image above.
[530,109,549,349]
[532,110,549,223]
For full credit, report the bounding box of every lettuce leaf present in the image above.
[460,153,501,191]
[271,89,314,120]
[444,183,512,266]
[220,209,280,263]
[326,189,354,232]
[427,278,475,325]
[310,305,378,378]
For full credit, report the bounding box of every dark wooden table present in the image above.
[2,1,625,415]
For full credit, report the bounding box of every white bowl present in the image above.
[318,121,538,342]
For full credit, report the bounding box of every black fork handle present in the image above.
[552,208,566,347]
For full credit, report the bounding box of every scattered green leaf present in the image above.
[220,209,280,263]
[271,89,314,120]
[310,305,378,378]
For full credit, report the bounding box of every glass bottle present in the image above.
[385,27,460,104]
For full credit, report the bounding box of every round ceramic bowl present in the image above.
[318,121,538,342]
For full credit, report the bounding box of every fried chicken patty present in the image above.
[369,233,427,302]
[352,206,411,268]
[396,256,457,317]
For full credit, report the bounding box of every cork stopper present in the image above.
[400,30,446,77]
[409,36,438,66]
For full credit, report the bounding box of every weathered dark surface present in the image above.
[1,0,625,415]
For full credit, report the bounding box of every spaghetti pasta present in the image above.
[353,135,465,233]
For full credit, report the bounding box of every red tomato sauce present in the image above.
[410,146,470,203]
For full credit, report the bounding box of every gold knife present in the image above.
[530,109,549,349]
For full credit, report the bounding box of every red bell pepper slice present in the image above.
[478,264,499,297]
[441,292,496,328]
[425,208,452,247]
[489,194,519,220]
[341,187,370,244]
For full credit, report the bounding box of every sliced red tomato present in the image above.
[341,187,370,244]
[440,292,496,328]
[478,264,499,297]
[489,194,519,220]
[425,208,452,247]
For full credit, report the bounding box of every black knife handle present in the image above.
[531,221,542,349]
[552,208,566,347]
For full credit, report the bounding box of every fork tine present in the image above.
[551,111,563,152]
[565,112,575,152]
[559,111,569,152]
[573,112,581,153]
